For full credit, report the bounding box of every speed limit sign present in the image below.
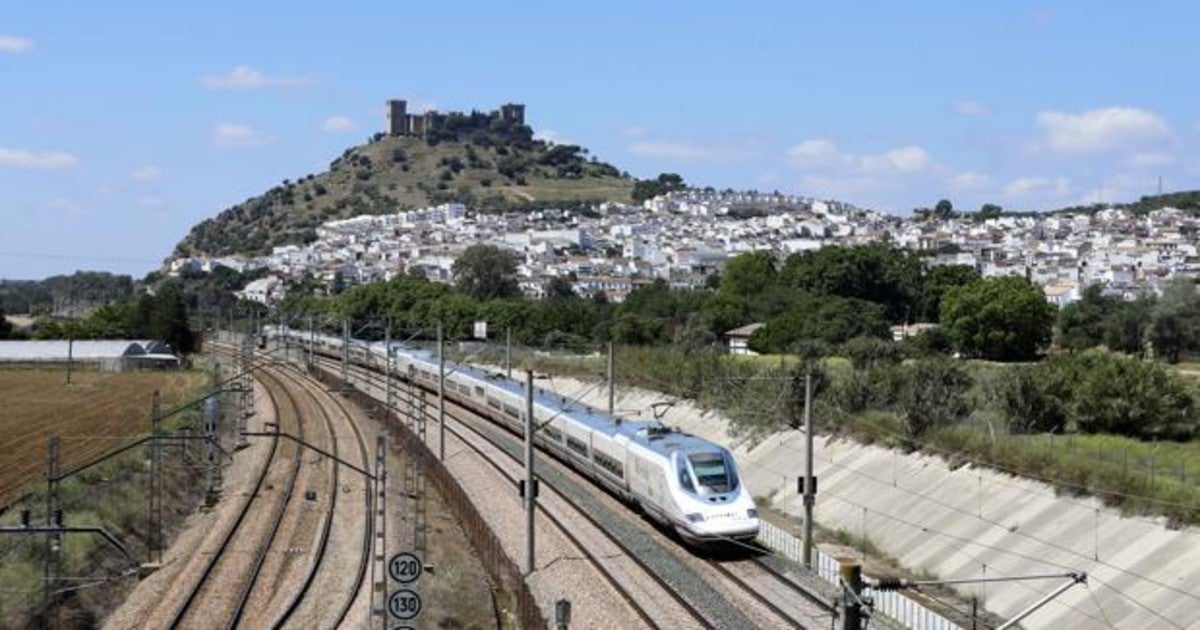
[389,552,422,584]
[388,588,422,621]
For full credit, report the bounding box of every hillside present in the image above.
[174,117,634,258]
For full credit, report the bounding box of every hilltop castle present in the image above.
[385,99,525,137]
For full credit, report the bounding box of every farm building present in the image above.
[0,340,179,371]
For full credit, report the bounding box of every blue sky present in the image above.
[2,1,1198,279]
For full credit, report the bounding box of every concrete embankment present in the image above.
[519,369,1200,628]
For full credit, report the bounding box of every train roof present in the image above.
[386,342,726,458]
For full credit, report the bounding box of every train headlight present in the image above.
[746,508,758,518]
[685,513,705,523]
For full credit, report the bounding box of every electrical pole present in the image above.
[148,390,163,564]
[506,328,512,379]
[341,318,350,389]
[385,323,394,414]
[803,369,816,568]
[607,341,615,419]
[65,332,73,387]
[524,370,536,576]
[438,322,446,461]
[839,559,864,630]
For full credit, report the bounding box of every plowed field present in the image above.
[0,368,204,506]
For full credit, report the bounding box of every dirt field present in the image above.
[0,367,205,506]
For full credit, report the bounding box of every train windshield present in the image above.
[687,452,738,494]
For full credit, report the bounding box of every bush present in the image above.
[1064,351,1196,439]
[988,364,1068,433]
[842,336,907,370]
[899,358,973,438]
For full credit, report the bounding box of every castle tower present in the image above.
[386,99,408,136]
[500,103,525,125]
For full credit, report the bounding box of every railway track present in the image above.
[315,350,840,628]
[165,346,371,629]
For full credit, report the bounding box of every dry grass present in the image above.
[0,367,204,506]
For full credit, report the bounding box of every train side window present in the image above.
[474,386,485,398]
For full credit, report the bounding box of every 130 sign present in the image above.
[388,588,422,621]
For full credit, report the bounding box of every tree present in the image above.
[720,251,778,297]
[546,276,576,300]
[917,264,981,322]
[1148,278,1200,363]
[899,358,972,438]
[841,336,906,370]
[452,244,521,300]
[631,172,687,203]
[1063,350,1196,439]
[780,243,922,322]
[1057,284,1118,352]
[0,307,12,339]
[934,199,955,221]
[977,203,1003,220]
[749,293,890,352]
[988,364,1069,434]
[940,276,1055,361]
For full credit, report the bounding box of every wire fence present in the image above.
[319,369,546,630]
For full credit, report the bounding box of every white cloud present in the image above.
[1126,152,1174,169]
[1035,107,1168,154]
[0,35,33,53]
[787,140,931,174]
[212,123,269,148]
[858,146,931,173]
[0,147,79,169]
[46,197,88,217]
[787,139,839,166]
[534,129,570,145]
[130,165,161,182]
[1003,176,1072,199]
[947,171,993,191]
[618,125,648,139]
[320,116,357,133]
[954,100,990,116]
[199,65,314,90]
[628,140,758,162]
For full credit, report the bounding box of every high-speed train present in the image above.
[274,327,760,546]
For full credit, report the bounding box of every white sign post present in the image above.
[473,320,488,340]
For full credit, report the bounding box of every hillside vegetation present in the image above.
[175,115,634,257]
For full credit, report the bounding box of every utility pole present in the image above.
[524,370,536,576]
[43,434,61,623]
[802,369,816,568]
[505,328,512,379]
[385,323,394,414]
[65,333,74,387]
[341,318,350,389]
[148,390,163,564]
[839,559,864,630]
[607,341,615,419]
[307,314,314,368]
[438,322,446,461]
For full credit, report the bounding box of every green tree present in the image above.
[546,276,576,300]
[1064,350,1196,439]
[1148,278,1200,363]
[720,251,778,297]
[977,203,1003,220]
[0,307,13,339]
[940,276,1055,361]
[631,172,687,203]
[452,244,521,300]
[934,199,955,220]
[987,364,1069,433]
[841,336,906,370]
[780,243,922,322]
[749,293,890,352]
[1057,284,1118,351]
[917,264,981,322]
[899,358,972,438]
[1103,296,1154,355]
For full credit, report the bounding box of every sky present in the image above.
[2,1,1199,279]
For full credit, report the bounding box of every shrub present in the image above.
[899,358,972,438]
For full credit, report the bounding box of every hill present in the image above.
[1047,189,1200,217]
[174,113,635,258]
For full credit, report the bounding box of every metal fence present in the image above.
[318,369,546,629]
[758,521,962,630]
